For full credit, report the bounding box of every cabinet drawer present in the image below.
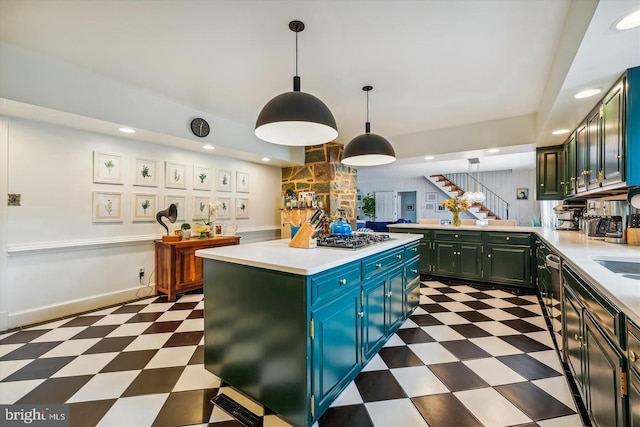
[405,257,420,289]
[404,242,420,260]
[629,320,640,374]
[311,261,361,306]
[433,231,482,242]
[485,232,531,246]
[363,248,404,279]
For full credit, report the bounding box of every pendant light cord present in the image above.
[366,90,370,123]
[295,30,298,77]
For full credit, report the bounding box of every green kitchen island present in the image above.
[195,233,421,426]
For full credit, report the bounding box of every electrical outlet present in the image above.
[138,266,145,279]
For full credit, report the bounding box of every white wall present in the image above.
[358,170,538,225]
[1,116,282,330]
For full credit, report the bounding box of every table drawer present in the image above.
[485,232,531,246]
[433,231,482,242]
[363,248,404,279]
[311,261,361,306]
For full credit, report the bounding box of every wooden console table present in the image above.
[154,236,240,301]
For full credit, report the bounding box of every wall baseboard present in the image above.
[5,284,156,331]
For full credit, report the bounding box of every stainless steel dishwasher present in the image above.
[545,253,563,360]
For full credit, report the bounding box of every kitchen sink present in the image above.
[593,257,640,280]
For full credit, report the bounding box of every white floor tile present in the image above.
[537,414,584,427]
[0,343,24,358]
[526,331,555,347]
[421,325,465,341]
[522,303,543,314]
[483,289,515,299]
[361,354,388,371]
[97,393,169,427]
[123,333,172,351]
[477,308,518,321]
[439,301,474,312]
[209,406,235,423]
[92,313,137,326]
[107,322,153,338]
[330,381,363,407]
[140,303,175,313]
[195,301,204,310]
[528,349,564,372]
[67,370,140,402]
[475,321,520,336]
[31,327,88,342]
[399,318,419,329]
[0,359,32,381]
[523,316,549,329]
[127,297,158,305]
[483,298,517,308]
[366,398,428,427]
[263,414,295,427]
[419,287,442,296]
[412,306,428,315]
[52,352,118,377]
[0,379,45,404]
[175,318,204,333]
[532,376,577,410]
[462,358,527,386]
[419,296,434,304]
[145,346,198,369]
[446,292,477,302]
[455,387,532,426]
[430,312,470,325]
[156,310,191,322]
[424,281,447,287]
[469,337,523,356]
[409,342,458,365]
[26,319,69,330]
[83,306,119,316]
[451,285,480,293]
[177,294,204,303]
[390,366,449,396]
[172,364,221,392]
[382,334,405,347]
[40,338,100,358]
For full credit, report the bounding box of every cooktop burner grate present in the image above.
[316,233,392,249]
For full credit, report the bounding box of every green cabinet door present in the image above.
[536,146,564,200]
[433,241,457,276]
[602,77,625,187]
[565,134,577,197]
[458,243,483,280]
[576,123,588,193]
[563,285,586,401]
[630,368,640,427]
[586,106,601,190]
[419,240,431,273]
[484,244,531,287]
[388,265,405,333]
[362,277,387,360]
[584,313,625,427]
[312,287,361,417]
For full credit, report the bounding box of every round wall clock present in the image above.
[190,118,210,138]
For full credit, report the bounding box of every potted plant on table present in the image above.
[441,196,470,227]
[180,223,192,238]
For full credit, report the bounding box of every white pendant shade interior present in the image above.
[463,158,485,203]
[342,86,396,167]
[255,21,337,146]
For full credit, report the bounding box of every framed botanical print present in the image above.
[193,196,210,223]
[193,165,212,191]
[236,171,250,193]
[165,162,187,189]
[216,197,232,219]
[92,191,123,222]
[93,152,124,185]
[235,198,249,219]
[133,158,158,187]
[132,193,157,221]
[164,195,186,221]
[216,170,232,191]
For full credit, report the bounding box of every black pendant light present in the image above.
[342,86,396,166]
[255,20,338,146]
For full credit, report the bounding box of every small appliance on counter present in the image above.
[604,216,624,244]
[627,213,640,246]
[587,216,609,239]
[553,200,585,231]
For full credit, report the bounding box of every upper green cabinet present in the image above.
[564,134,577,197]
[536,145,564,200]
[602,77,625,187]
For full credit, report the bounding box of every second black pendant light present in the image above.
[342,86,396,166]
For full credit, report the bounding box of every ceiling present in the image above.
[0,0,638,182]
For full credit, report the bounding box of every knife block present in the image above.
[288,222,317,249]
[627,229,640,246]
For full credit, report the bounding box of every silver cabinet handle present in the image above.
[358,312,364,318]
[339,279,347,285]
[487,254,491,258]
[411,269,418,274]
[375,263,382,269]
[396,254,402,259]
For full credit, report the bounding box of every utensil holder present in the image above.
[288,222,317,249]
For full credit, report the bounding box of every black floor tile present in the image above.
[450,324,492,338]
[100,350,158,373]
[17,376,93,404]
[111,304,146,314]
[437,287,461,294]
[60,316,103,327]
[0,342,62,361]
[142,321,183,334]
[412,393,483,427]
[428,362,489,391]
[495,381,575,421]
[457,311,494,323]
[3,356,75,381]
[378,346,423,368]
[354,370,407,402]
[187,310,204,319]
[395,328,435,344]
[461,300,494,310]
[466,291,493,300]
[440,340,492,360]
[429,295,456,303]
[122,366,185,397]
[84,336,137,354]
[500,335,553,353]
[318,404,374,427]
[500,320,545,333]
[163,331,204,347]
[188,345,205,365]
[70,325,119,340]
[69,399,117,426]
[503,307,539,318]
[126,312,164,323]
[151,388,218,427]
[410,314,443,326]
[169,302,199,311]
[419,303,451,313]
[497,354,563,380]
[0,329,49,344]
[504,297,536,306]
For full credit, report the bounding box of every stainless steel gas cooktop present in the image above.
[316,233,393,249]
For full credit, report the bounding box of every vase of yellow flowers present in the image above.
[441,196,470,227]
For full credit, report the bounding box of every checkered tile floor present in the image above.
[0,280,584,427]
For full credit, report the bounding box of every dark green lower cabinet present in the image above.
[563,286,586,401]
[433,241,482,280]
[484,244,532,287]
[388,265,405,332]
[419,240,431,273]
[630,368,640,427]
[312,286,361,418]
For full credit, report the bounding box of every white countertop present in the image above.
[195,233,422,276]
[389,223,640,325]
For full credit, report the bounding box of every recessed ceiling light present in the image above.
[574,88,601,99]
[118,127,135,133]
[203,145,214,150]
[487,149,500,153]
[552,129,570,135]
[424,156,434,160]
[261,157,271,162]
[615,8,640,30]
